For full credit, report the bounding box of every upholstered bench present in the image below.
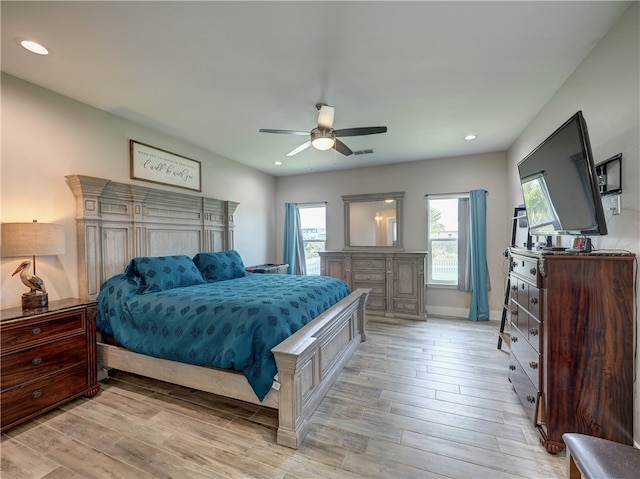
[563,433,640,479]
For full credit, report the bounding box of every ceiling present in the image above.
[1,1,630,177]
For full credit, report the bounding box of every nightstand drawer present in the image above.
[1,311,85,352]
[1,334,87,389]
[1,363,88,428]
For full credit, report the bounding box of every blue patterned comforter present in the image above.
[97,274,350,400]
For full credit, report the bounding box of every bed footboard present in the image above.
[271,288,369,448]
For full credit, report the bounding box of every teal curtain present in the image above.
[468,190,490,321]
[283,203,307,275]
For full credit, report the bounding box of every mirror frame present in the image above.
[342,191,405,250]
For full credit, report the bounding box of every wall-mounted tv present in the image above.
[517,111,607,236]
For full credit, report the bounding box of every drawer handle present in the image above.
[32,357,43,366]
[509,364,516,371]
[530,297,538,305]
[529,361,539,370]
[31,327,42,336]
[511,285,518,291]
[511,261,517,269]
[511,309,518,316]
[526,395,536,404]
[512,336,518,343]
[529,268,536,275]
[529,328,539,336]
[31,390,43,399]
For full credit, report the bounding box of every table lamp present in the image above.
[1,220,66,309]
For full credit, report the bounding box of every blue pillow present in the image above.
[124,255,206,294]
[193,250,247,282]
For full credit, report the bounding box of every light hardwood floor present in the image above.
[1,316,566,478]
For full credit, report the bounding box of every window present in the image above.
[427,195,467,286]
[298,204,326,275]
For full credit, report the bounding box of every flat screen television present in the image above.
[517,111,607,237]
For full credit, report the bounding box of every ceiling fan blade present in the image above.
[333,139,353,156]
[334,126,387,137]
[259,129,309,136]
[317,105,335,130]
[287,140,312,156]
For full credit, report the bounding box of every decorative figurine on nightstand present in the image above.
[12,259,48,309]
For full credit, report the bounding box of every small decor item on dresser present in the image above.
[1,220,66,309]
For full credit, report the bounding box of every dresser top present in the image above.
[0,298,96,323]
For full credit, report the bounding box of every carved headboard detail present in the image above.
[66,175,238,299]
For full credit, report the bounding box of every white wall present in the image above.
[275,151,509,319]
[1,74,277,310]
[507,3,640,444]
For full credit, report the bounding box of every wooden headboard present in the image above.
[66,175,238,300]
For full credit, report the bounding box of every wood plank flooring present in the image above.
[1,316,566,478]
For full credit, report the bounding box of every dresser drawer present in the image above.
[352,258,386,270]
[1,311,85,352]
[508,355,539,424]
[1,334,87,390]
[510,326,541,386]
[511,256,539,286]
[366,296,387,311]
[352,271,386,283]
[526,316,542,352]
[352,282,385,297]
[1,363,88,428]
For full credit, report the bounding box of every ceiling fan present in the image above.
[259,103,387,157]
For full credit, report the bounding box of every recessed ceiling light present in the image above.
[464,134,477,141]
[19,39,49,55]
[274,161,283,166]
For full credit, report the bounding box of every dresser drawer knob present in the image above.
[512,336,518,343]
[31,327,42,336]
[529,268,537,275]
[526,395,536,404]
[529,328,539,336]
[530,297,539,305]
[511,309,518,316]
[529,361,539,370]
[509,364,516,371]
[511,285,518,291]
[31,390,43,399]
[31,357,43,366]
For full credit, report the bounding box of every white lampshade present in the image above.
[1,221,66,257]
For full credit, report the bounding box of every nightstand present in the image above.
[1,298,99,432]
[246,263,289,274]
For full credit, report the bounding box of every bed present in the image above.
[66,175,369,448]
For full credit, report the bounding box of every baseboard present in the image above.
[426,305,501,321]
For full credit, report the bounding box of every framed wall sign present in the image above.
[130,140,201,192]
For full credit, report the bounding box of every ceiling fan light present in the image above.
[312,137,335,150]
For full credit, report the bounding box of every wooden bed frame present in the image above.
[66,175,369,448]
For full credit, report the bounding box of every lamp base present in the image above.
[22,292,48,310]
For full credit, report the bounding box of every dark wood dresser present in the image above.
[507,248,635,453]
[1,298,99,432]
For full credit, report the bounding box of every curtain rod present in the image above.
[424,190,488,197]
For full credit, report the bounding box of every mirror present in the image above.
[343,192,404,249]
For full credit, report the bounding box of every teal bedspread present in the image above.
[97,273,350,401]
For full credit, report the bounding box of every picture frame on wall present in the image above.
[130,140,201,192]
